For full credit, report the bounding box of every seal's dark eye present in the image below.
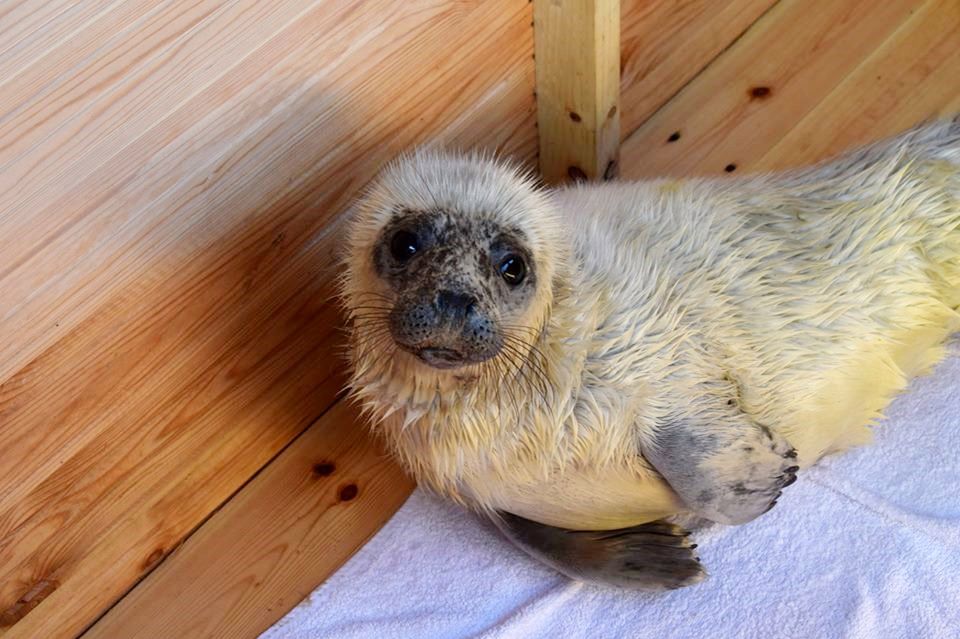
[499,254,526,286]
[390,230,419,262]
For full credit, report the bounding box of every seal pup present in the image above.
[339,115,960,589]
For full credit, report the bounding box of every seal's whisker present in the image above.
[500,334,549,397]
[499,339,539,389]
[352,291,394,302]
[497,342,543,412]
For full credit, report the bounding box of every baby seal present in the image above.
[339,115,960,589]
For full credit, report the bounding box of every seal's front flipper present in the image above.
[644,413,799,525]
[490,511,705,590]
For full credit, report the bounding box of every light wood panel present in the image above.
[0,1,536,637]
[619,0,777,138]
[534,0,620,184]
[620,0,932,177]
[84,401,414,639]
[760,0,960,168]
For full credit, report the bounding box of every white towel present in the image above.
[264,343,960,639]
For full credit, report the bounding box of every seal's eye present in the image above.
[390,230,419,262]
[499,254,526,286]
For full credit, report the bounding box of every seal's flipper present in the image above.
[644,413,799,526]
[491,511,705,590]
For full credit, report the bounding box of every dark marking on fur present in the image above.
[732,482,753,496]
[568,166,587,181]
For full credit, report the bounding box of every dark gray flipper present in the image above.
[491,511,705,590]
[644,414,799,525]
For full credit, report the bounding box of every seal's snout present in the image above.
[390,288,499,369]
[436,290,476,320]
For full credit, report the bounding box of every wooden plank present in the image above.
[619,0,777,138]
[619,0,928,178]
[0,0,164,121]
[759,0,960,168]
[0,1,77,62]
[534,0,620,183]
[0,0,536,636]
[84,401,415,639]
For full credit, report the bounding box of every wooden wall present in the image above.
[0,1,536,636]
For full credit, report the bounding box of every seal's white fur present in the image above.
[341,117,960,530]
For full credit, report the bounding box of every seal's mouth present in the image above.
[416,347,466,369]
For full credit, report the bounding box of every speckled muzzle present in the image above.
[389,287,501,369]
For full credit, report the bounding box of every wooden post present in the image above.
[534,0,620,184]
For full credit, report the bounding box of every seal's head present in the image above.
[341,149,564,382]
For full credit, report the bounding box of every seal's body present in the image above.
[341,116,960,589]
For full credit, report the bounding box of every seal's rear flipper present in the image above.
[491,511,705,590]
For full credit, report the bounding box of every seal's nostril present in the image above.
[437,290,477,316]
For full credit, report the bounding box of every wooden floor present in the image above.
[1,1,957,637]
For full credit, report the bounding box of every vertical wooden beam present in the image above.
[534,0,621,184]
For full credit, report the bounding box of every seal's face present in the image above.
[342,149,563,376]
[373,209,536,369]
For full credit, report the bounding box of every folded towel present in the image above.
[264,343,960,639]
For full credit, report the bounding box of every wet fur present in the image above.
[340,117,960,573]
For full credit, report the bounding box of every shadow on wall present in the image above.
[1,71,537,625]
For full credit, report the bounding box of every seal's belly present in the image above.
[482,466,685,531]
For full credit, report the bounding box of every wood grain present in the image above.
[84,401,415,639]
[0,1,536,637]
[759,0,960,168]
[534,0,620,183]
[620,0,932,178]
[619,0,777,138]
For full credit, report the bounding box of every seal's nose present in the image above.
[436,290,476,319]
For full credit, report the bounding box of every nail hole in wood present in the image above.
[749,86,772,99]
[667,131,681,143]
[312,461,336,477]
[607,105,617,119]
[725,164,737,172]
[339,483,359,502]
[569,111,582,122]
